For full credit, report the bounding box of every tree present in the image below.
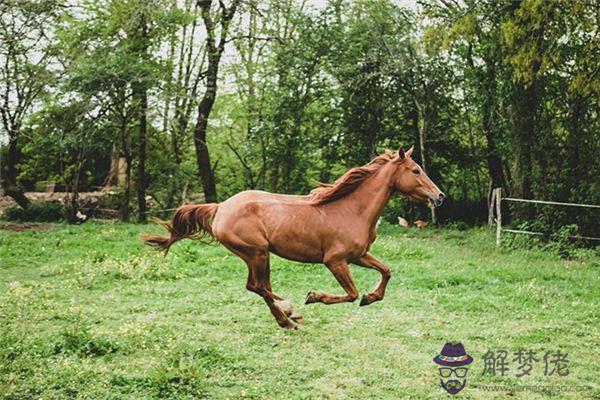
[228,0,271,190]
[24,99,111,222]
[132,9,150,222]
[0,0,61,208]
[424,0,509,204]
[161,0,207,206]
[193,0,241,203]
[57,0,184,220]
[502,0,551,215]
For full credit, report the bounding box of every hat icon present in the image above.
[433,342,473,367]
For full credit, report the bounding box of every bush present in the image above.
[503,222,598,259]
[97,188,127,210]
[444,221,470,231]
[2,202,66,222]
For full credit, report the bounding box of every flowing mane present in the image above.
[309,150,395,205]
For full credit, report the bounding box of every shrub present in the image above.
[503,222,597,259]
[97,188,127,210]
[445,221,470,231]
[2,202,66,222]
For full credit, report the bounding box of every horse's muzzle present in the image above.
[429,192,445,207]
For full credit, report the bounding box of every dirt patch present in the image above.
[0,192,108,213]
[0,223,54,232]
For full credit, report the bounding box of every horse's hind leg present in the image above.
[239,248,303,329]
[305,260,359,305]
[352,252,391,306]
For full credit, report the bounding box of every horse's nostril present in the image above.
[439,193,445,200]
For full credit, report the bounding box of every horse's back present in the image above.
[215,190,316,228]
[223,190,311,205]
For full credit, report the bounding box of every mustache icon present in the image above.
[441,379,466,395]
[443,380,463,388]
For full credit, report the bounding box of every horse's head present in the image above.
[392,146,445,207]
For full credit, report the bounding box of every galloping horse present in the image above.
[143,146,444,329]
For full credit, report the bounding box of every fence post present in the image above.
[488,187,497,231]
[495,187,502,246]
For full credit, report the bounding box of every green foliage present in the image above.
[20,100,113,191]
[3,0,599,237]
[2,203,66,222]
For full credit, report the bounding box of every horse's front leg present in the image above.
[305,260,359,305]
[352,252,391,306]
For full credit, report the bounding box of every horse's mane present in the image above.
[309,150,395,205]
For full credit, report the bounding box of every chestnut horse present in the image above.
[143,146,444,329]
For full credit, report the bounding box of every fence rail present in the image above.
[501,228,600,243]
[490,188,600,246]
[502,197,600,209]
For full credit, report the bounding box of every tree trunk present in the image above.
[192,0,240,203]
[105,144,120,187]
[482,63,505,191]
[512,81,536,219]
[119,114,131,221]
[416,101,436,224]
[64,148,83,224]
[565,93,583,221]
[135,13,148,222]
[0,138,30,208]
[0,173,30,209]
[121,156,132,221]
[480,59,506,220]
[509,0,542,219]
[192,58,219,203]
[136,87,148,222]
[66,187,80,223]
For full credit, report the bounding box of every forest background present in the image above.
[1,0,598,237]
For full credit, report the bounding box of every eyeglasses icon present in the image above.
[439,367,468,378]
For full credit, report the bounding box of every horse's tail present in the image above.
[142,203,219,254]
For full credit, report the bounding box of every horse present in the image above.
[143,146,444,329]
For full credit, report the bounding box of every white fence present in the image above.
[489,188,600,246]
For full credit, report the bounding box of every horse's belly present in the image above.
[268,237,324,263]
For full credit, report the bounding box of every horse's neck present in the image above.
[344,164,395,227]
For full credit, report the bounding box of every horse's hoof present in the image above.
[305,291,317,304]
[289,309,304,324]
[275,300,304,324]
[359,294,370,306]
[281,320,300,330]
[274,299,294,315]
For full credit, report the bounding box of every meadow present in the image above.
[0,221,598,399]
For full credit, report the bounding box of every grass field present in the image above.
[0,221,598,399]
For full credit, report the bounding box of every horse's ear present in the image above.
[405,146,414,158]
[397,146,406,160]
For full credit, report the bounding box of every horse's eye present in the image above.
[412,169,420,175]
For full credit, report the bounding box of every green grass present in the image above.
[0,221,598,399]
